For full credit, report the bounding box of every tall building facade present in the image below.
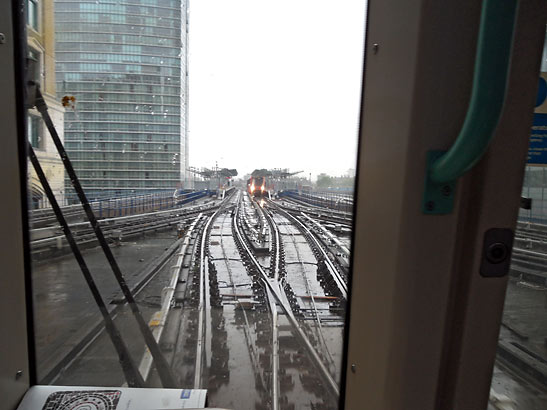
[27,0,66,208]
[54,0,188,197]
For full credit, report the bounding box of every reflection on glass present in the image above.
[26,1,366,409]
[27,0,39,31]
[488,28,547,410]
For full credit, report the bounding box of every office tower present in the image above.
[54,0,188,197]
[27,0,66,207]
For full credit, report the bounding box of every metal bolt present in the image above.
[15,370,23,379]
[441,185,452,197]
[351,364,357,373]
[0,33,6,44]
[372,43,379,54]
[486,242,509,264]
[426,201,435,211]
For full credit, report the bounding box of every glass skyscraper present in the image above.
[54,0,188,197]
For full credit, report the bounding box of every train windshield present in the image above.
[24,1,365,409]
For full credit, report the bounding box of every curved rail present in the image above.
[233,196,340,397]
[137,214,203,381]
[194,211,220,387]
[271,203,348,299]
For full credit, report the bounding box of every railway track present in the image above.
[30,201,219,257]
[231,193,340,407]
[35,189,351,409]
[281,210,347,299]
[37,196,228,385]
[170,190,348,408]
[34,189,547,406]
[278,197,353,229]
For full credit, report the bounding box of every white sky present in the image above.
[188,0,367,179]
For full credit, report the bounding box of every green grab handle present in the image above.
[429,0,519,184]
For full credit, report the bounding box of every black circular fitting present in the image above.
[486,242,509,264]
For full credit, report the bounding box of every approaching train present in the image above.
[247,175,269,198]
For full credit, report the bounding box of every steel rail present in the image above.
[223,195,268,391]
[255,198,280,410]
[194,215,213,387]
[233,197,340,397]
[194,204,227,387]
[30,214,198,247]
[31,201,216,234]
[281,215,336,373]
[266,286,280,410]
[137,214,202,381]
[301,213,351,257]
[273,205,348,299]
[512,247,547,258]
[237,195,279,409]
[278,200,353,226]
[193,189,236,387]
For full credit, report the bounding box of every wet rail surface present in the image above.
[34,189,351,409]
[32,232,178,382]
[31,188,547,408]
[31,197,222,381]
[170,192,347,409]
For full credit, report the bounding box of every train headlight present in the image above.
[261,185,265,192]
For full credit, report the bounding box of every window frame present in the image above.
[27,113,41,149]
[26,0,39,32]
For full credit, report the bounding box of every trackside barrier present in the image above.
[278,190,353,213]
[30,190,211,220]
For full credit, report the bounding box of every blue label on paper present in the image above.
[527,113,547,165]
[181,389,192,399]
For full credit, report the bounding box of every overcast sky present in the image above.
[188,0,367,179]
